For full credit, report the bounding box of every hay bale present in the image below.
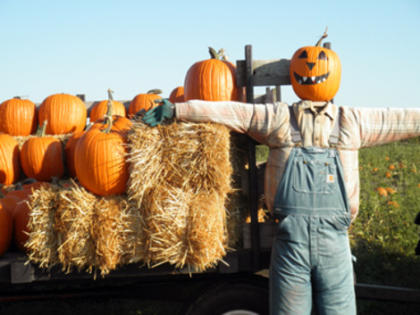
[14,133,71,149]
[26,183,61,268]
[27,179,144,276]
[126,121,233,271]
[54,181,97,273]
[26,120,242,275]
[91,196,144,276]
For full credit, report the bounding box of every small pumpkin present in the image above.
[169,86,185,103]
[0,133,20,185]
[289,29,341,101]
[38,93,87,134]
[128,89,162,117]
[0,97,37,136]
[75,104,129,196]
[184,47,238,101]
[0,202,12,256]
[376,187,388,197]
[90,100,126,122]
[20,121,65,181]
[90,90,132,138]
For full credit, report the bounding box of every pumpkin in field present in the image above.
[90,100,126,122]
[0,97,37,136]
[0,202,12,256]
[184,47,239,101]
[0,133,20,185]
[20,121,65,181]
[169,86,185,103]
[38,93,87,134]
[289,29,341,101]
[75,111,129,196]
[128,89,162,117]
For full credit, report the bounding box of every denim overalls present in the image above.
[269,108,356,315]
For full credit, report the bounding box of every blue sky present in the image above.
[1,0,419,108]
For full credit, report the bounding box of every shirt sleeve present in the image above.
[342,106,420,148]
[175,100,289,146]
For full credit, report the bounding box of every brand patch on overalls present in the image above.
[327,174,335,183]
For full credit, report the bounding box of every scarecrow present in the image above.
[142,31,420,315]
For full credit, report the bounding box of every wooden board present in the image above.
[236,59,291,87]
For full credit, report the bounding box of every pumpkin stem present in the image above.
[102,115,113,134]
[208,47,220,60]
[13,96,21,99]
[101,89,115,134]
[106,88,114,117]
[36,120,48,137]
[315,27,328,46]
[218,48,228,61]
[147,89,162,95]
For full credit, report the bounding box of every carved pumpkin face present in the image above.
[290,45,341,101]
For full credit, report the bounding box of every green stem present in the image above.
[102,115,113,133]
[208,47,220,59]
[147,89,162,95]
[36,120,48,137]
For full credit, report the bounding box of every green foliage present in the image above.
[350,138,420,314]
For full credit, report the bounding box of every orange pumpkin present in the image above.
[20,121,65,181]
[184,47,238,101]
[0,202,12,256]
[0,133,20,185]
[14,200,30,252]
[0,97,37,136]
[74,116,129,196]
[38,93,87,134]
[289,30,341,101]
[169,86,185,103]
[128,89,162,117]
[376,187,388,197]
[90,100,126,122]
[0,194,20,218]
[65,130,85,178]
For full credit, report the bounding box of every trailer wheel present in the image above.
[184,280,269,315]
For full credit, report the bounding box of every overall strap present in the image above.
[288,106,340,146]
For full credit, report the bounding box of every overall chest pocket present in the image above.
[292,157,338,194]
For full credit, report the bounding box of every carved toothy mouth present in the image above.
[293,72,330,85]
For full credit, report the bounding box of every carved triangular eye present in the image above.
[298,50,308,59]
[318,51,328,60]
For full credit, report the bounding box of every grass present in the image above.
[350,137,420,314]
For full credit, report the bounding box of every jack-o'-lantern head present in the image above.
[289,30,341,101]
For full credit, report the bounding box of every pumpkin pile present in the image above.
[0,47,244,275]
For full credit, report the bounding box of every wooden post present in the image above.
[245,44,261,271]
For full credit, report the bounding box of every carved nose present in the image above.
[306,62,315,70]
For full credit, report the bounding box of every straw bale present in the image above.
[14,133,71,149]
[185,191,227,271]
[54,181,97,273]
[91,196,144,276]
[26,183,61,268]
[126,120,233,270]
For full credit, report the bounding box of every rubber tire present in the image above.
[185,280,269,315]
